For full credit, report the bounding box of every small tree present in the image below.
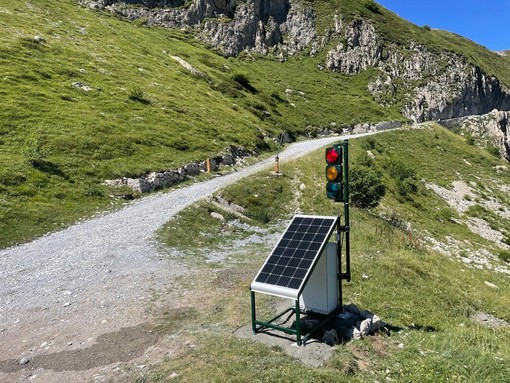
[128,86,150,104]
[363,0,380,13]
[350,167,386,209]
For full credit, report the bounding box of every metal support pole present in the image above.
[337,222,342,309]
[295,299,301,346]
[274,154,280,174]
[250,290,257,334]
[337,140,351,310]
[343,140,351,282]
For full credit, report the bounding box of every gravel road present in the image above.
[0,132,386,382]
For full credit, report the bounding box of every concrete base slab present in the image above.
[234,324,334,367]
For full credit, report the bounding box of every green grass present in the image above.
[150,125,510,382]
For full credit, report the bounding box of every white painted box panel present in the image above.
[298,242,338,315]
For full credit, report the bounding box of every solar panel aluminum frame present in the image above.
[250,214,339,300]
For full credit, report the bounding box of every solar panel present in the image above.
[250,215,338,300]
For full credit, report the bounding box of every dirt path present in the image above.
[0,132,388,383]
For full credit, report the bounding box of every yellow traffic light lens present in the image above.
[326,166,338,181]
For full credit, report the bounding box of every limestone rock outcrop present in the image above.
[326,19,383,74]
[322,16,510,123]
[438,110,510,161]
[79,0,316,57]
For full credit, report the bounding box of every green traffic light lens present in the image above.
[326,182,342,199]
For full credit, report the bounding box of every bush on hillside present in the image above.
[498,249,510,263]
[128,86,151,104]
[231,72,258,93]
[350,167,386,209]
[486,143,501,157]
[385,158,419,197]
[363,0,381,13]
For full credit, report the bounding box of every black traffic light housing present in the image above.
[325,145,344,202]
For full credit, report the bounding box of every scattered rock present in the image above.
[337,304,387,340]
[171,55,204,76]
[33,35,45,43]
[359,318,372,337]
[19,357,30,365]
[321,329,339,346]
[470,311,510,328]
[210,212,225,221]
[72,81,93,91]
[291,318,321,333]
[371,315,386,331]
[351,327,362,340]
[484,281,499,289]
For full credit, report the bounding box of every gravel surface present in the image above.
[0,132,383,382]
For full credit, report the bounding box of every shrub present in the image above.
[423,25,431,31]
[385,158,419,197]
[356,151,375,168]
[497,249,510,263]
[350,167,386,209]
[434,207,456,223]
[231,72,257,93]
[486,144,501,157]
[465,132,475,145]
[363,0,380,13]
[128,86,151,104]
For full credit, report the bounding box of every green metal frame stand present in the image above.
[250,291,340,346]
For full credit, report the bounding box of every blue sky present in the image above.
[376,0,510,51]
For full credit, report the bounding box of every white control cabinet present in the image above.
[298,242,338,315]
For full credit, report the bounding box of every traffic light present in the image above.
[325,145,343,201]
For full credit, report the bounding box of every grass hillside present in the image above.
[1,0,509,249]
[149,124,510,382]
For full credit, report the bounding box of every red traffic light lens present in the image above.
[325,147,340,164]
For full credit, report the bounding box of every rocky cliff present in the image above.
[438,110,510,161]
[80,0,510,155]
[80,0,316,56]
[323,17,510,123]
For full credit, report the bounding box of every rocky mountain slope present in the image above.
[80,0,510,156]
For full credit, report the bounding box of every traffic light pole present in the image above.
[337,140,351,310]
[324,140,351,310]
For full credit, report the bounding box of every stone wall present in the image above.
[104,145,254,192]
